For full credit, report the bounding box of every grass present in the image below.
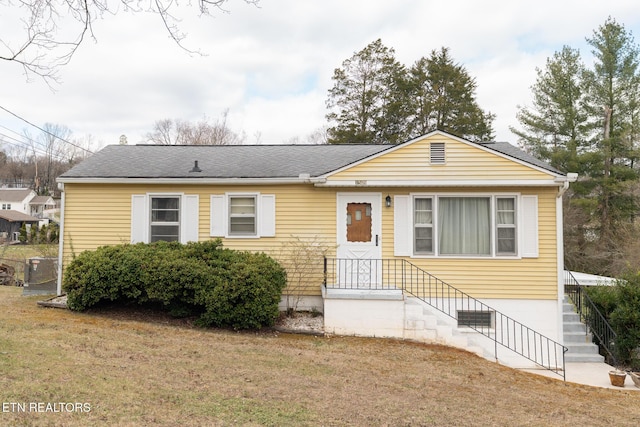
[1,286,640,426]
[0,244,58,281]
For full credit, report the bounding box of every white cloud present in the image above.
[2,0,640,151]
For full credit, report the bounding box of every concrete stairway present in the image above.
[563,297,605,363]
[403,297,491,360]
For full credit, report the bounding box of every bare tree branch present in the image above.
[0,0,259,84]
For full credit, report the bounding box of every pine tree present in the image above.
[582,17,640,248]
[326,42,494,144]
[407,48,494,142]
[510,46,589,172]
[512,18,640,275]
[325,39,407,144]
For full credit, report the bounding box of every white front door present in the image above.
[336,193,382,287]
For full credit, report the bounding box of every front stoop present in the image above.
[563,298,605,363]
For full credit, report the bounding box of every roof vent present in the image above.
[189,161,202,173]
[430,142,446,164]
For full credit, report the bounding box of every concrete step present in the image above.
[565,352,605,363]
[566,342,601,354]
[564,322,588,333]
[564,331,593,343]
[562,296,604,363]
[563,312,581,322]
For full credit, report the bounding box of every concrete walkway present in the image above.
[522,362,640,390]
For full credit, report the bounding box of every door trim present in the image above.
[336,192,382,259]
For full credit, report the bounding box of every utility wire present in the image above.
[0,104,94,155]
[0,128,67,161]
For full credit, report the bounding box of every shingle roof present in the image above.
[475,141,562,174]
[58,134,562,181]
[58,144,392,179]
[0,189,34,202]
[0,210,39,222]
[30,196,54,205]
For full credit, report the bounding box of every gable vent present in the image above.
[430,142,446,164]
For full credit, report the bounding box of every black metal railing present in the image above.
[324,258,567,379]
[564,270,617,366]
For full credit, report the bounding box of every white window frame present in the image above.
[131,193,199,244]
[228,194,257,237]
[149,195,181,243]
[495,196,517,256]
[411,193,521,259]
[210,193,276,239]
[413,197,434,255]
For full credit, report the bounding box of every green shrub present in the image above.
[63,240,287,329]
[610,272,640,369]
[585,285,619,318]
[585,272,640,369]
[195,251,287,329]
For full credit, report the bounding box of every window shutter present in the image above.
[521,195,538,258]
[394,195,411,256]
[131,194,148,243]
[182,195,199,243]
[210,195,226,237]
[259,194,276,237]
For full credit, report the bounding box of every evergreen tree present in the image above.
[582,17,640,246]
[325,39,408,144]
[510,46,589,172]
[326,42,494,144]
[513,17,640,275]
[407,48,495,142]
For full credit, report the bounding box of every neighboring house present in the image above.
[56,130,577,371]
[0,210,40,242]
[0,188,37,214]
[29,195,57,220]
[0,189,58,227]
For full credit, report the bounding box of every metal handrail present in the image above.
[324,257,567,380]
[564,270,617,366]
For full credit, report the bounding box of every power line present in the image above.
[0,128,68,161]
[0,104,94,155]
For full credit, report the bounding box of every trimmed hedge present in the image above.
[63,240,287,329]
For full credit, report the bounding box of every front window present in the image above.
[413,195,518,257]
[496,197,517,255]
[229,196,256,235]
[414,198,433,254]
[439,197,491,255]
[150,196,180,242]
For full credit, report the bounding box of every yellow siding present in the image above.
[329,134,553,182]
[379,186,558,300]
[62,183,337,297]
[61,183,559,300]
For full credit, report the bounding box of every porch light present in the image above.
[385,195,392,208]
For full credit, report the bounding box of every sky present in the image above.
[2,0,640,156]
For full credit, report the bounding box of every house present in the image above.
[0,210,40,242]
[0,188,37,214]
[56,130,578,372]
[0,189,44,241]
[29,195,57,220]
[0,189,58,227]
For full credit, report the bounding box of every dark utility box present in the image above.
[23,257,57,296]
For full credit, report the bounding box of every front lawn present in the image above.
[0,286,639,426]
